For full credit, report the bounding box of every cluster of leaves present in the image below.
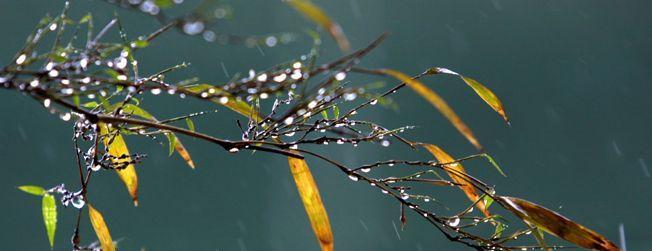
[1,1,620,251]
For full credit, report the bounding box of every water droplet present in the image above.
[60,113,72,121]
[348,175,359,181]
[265,36,278,47]
[335,72,346,81]
[293,62,302,69]
[285,131,295,137]
[388,163,395,167]
[381,140,391,147]
[370,99,378,105]
[336,139,344,144]
[15,54,26,65]
[259,93,269,99]
[200,92,209,98]
[71,195,85,209]
[424,198,430,202]
[151,88,161,95]
[43,99,51,108]
[447,217,460,227]
[273,74,287,82]
[91,164,101,171]
[401,193,410,200]
[115,57,128,69]
[219,96,229,104]
[202,30,216,42]
[182,21,205,35]
[48,70,59,77]
[361,168,371,173]
[49,23,57,31]
[284,116,294,125]
[257,73,268,82]
[289,144,298,149]
[229,147,240,153]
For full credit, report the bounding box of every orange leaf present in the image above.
[498,196,620,251]
[173,137,195,169]
[99,123,139,206]
[382,69,482,151]
[287,0,350,52]
[422,144,490,217]
[288,156,334,251]
[88,204,116,251]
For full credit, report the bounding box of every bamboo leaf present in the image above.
[498,196,620,251]
[288,156,334,251]
[88,204,116,251]
[185,117,195,132]
[42,194,57,249]
[383,69,482,151]
[18,185,46,196]
[428,67,509,124]
[422,144,490,217]
[99,123,139,206]
[286,0,350,52]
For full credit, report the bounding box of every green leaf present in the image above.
[321,110,329,120]
[482,153,507,177]
[79,13,92,24]
[166,133,176,156]
[81,101,100,109]
[131,40,149,48]
[42,194,57,248]
[154,0,174,8]
[493,221,505,239]
[332,106,340,119]
[18,185,46,196]
[482,194,494,210]
[185,118,195,132]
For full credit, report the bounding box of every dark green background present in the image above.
[1,0,650,250]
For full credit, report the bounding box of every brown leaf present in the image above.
[498,196,620,251]
[382,69,482,151]
[173,136,195,169]
[287,0,350,52]
[88,204,116,251]
[99,123,139,206]
[288,156,334,251]
[422,144,490,217]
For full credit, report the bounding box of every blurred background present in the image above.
[1,0,650,250]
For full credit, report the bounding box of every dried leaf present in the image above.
[287,0,350,52]
[383,69,482,151]
[99,123,139,205]
[422,144,490,217]
[18,185,46,196]
[88,204,116,251]
[42,194,57,248]
[288,156,334,251]
[173,136,195,169]
[498,196,620,251]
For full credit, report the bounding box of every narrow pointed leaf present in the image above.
[288,156,334,251]
[173,135,195,169]
[498,196,620,251]
[42,194,57,248]
[287,0,350,52]
[428,67,509,124]
[460,76,509,123]
[88,205,116,251]
[185,117,195,132]
[422,144,490,217]
[18,185,46,196]
[382,69,482,151]
[99,123,139,205]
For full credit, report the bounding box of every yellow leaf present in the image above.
[287,0,350,52]
[460,76,509,124]
[382,69,482,151]
[422,144,490,217]
[173,137,195,169]
[88,204,116,251]
[288,156,334,251]
[498,196,620,251]
[99,123,139,206]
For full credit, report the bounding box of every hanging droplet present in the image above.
[447,217,460,227]
[360,168,371,173]
[90,164,101,171]
[348,174,359,181]
[229,147,239,153]
[151,88,161,95]
[334,72,346,81]
[60,113,72,121]
[43,99,51,108]
[219,96,229,104]
[284,116,294,125]
[370,99,378,105]
[401,193,410,200]
[15,54,27,65]
[71,195,86,209]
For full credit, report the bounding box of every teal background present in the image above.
[1,0,650,250]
